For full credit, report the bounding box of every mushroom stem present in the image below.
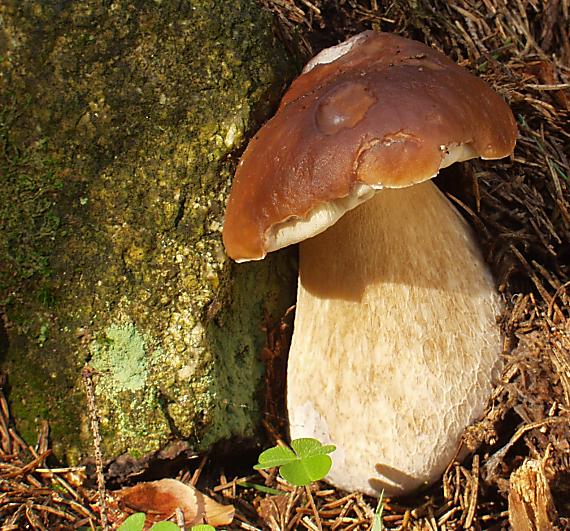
[287,180,503,496]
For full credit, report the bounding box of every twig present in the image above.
[304,484,322,531]
[82,365,108,531]
[175,507,185,529]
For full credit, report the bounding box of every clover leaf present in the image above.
[254,438,336,487]
[118,513,146,531]
[151,523,181,530]
[117,513,183,531]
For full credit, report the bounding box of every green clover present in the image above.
[254,438,336,487]
[117,513,184,531]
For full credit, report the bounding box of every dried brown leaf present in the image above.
[117,478,234,527]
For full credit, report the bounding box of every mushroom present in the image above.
[223,32,517,496]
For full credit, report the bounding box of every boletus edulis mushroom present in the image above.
[222,31,517,496]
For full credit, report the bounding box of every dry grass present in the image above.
[1,0,568,529]
[0,374,99,529]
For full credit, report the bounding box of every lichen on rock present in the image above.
[0,0,297,461]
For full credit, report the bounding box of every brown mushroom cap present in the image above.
[223,31,517,262]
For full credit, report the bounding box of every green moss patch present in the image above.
[0,0,297,461]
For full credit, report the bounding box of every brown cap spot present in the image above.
[316,82,376,136]
[223,31,518,262]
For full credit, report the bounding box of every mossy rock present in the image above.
[0,0,297,462]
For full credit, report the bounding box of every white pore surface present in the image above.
[265,183,378,254]
[264,143,479,255]
[287,181,503,496]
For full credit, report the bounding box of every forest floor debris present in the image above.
[1,0,569,529]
